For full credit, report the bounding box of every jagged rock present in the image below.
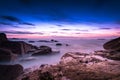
[103,37,120,51]
[0,64,23,80]
[0,48,17,61]
[0,33,36,55]
[94,50,120,60]
[0,41,35,55]
[39,71,54,80]
[32,46,52,56]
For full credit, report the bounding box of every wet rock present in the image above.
[56,43,62,46]
[0,41,35,55]
[37,40,50,42]
[0,64,23,80]
[0,48,17,61]
[103,37,120,51]
[51,39,58,42]
[0,33,36,55]
[32,46,52,56]
[94,50,120,60]
[28,41,35,43]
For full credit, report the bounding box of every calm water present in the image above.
[0,38,109,68]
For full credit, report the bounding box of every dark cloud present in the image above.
[99,28,111,30]
[0,16,20,22]
[61,29,71,31]
[0,15,35,26]
[21,22,35,26]
[56,24,63,27]
[1,31,43,35]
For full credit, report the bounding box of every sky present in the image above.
[0,0,120,38]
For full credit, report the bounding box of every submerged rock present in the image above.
[103,37,120,51]
[56,43,62,46]
[0,64,23,80]
[32,46,52,56]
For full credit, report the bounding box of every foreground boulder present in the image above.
[103,37,120,51]
[32,46,52,56]
[0,64,23,80]
[0,48,17,61]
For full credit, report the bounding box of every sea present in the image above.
[0,37,111,69]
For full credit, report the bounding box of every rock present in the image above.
[28,41,35,43]
[37,40,50,42]
[0,48,17,61]
[95,50,120,60]
[0,33,8,42]
[56,43,62,46]
[103,37,120,51]
[39,71,54,80]
[0,64,23,80]
[0,33,36,55]
[51,39,58,42]
[32,46,52,56]
[0,41,35,55]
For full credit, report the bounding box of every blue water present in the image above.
[0,38,109,68]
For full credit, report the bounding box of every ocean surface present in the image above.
[0,38,110,69]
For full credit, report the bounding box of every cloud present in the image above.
[56,24,63,27]
[61,29,71,31]
[99,28,111,30]
[51,31,58,33]
[0,15,35,26]
[0,16,20,22]
[21,22,35,26]
[74,29,89,32]
[1,31,44,35]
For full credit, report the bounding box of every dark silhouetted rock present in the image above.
[0,41,35,55]
[0,33,8,42]
[0,33,36,55]
[28,40,35,43]
[37,40,50,42]
[0,64,23,80]
[103,37,120,51]
[56,43,62,46]
[32,46,52,56]
[0,48,17,61]
[51,39,58,42]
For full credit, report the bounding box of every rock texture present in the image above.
[17,50,120,80]
[32,46,52,56]
[0,33,36,55]
[11,37,120,80]
[0,48,17,61]
[103,37,120,51]
[0,64,23,80]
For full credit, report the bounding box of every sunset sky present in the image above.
[0,0,120,38]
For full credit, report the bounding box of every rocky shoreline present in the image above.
[0,33,120,80]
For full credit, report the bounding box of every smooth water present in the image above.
[0,38,109,68]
